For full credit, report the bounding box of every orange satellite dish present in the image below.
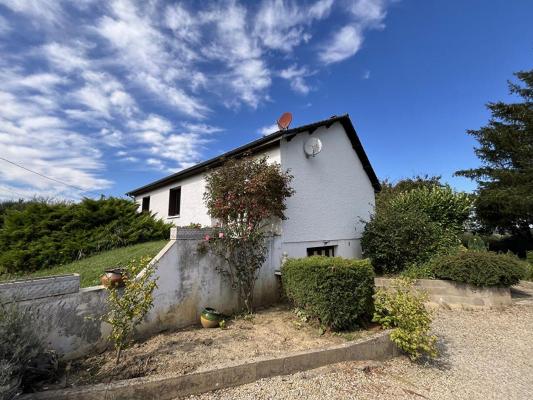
[277,112,292,130]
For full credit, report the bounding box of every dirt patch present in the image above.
[64,305,378,386]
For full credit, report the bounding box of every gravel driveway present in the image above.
[186,285,533,400]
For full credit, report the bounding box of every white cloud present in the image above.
[96,0,208,118]
[349,0,388,26]
[0,0,64,27]
[42,42,89,72]
[258,123,279,136]
[127,114,220,171]
[201,2,271,108]
[320,0,392,64]
[320,25,363,64]
[164,3,200,43]
[0,15,10,35]
[362,70,371,79]
[279,64,313,94]
[100,128,124,147]
[181,122,223,134]
[73,71,137,119]
[254,0,333,52]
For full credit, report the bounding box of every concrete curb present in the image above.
[25,331,398,400]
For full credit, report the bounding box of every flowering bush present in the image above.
[204,155,294,313]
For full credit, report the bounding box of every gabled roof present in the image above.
[126,114,381,197]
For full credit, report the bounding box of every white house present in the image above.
[127,114,381,261]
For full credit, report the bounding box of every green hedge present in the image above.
[427,251,526,287]
[282,256,374,330]
[0,198,171,274]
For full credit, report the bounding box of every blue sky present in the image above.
[0,0,531,201]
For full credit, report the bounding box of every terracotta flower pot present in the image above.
[101,268,127,288]
[200,307,223,328]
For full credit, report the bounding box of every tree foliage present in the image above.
[0,197,171,274]
[204,155,294,313]
[362,183,472,274]
[456,69,533,239]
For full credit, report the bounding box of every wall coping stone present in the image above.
[171,227,216,240]
[0,273,80,303]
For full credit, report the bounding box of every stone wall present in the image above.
[0,228,282,360]
[374,277,512,310]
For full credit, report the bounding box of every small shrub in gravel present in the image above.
[282,256,374,330]
[427,250,526,287]
[373,278,437,361]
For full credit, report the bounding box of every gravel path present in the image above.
[187,287,533,400]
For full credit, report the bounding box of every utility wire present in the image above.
[0,156,102,197]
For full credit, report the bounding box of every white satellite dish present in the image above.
[304,137,322,157]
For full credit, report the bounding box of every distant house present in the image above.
[127,114,380,260]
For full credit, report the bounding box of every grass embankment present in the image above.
[0,240,167,287]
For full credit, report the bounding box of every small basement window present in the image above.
[307,245,335,257]
[141,196,150,212]
[168,187,181,217]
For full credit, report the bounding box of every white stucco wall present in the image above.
[279,122,376,259]
[134,146,281,227]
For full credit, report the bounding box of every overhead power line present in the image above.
[0,156,102,197]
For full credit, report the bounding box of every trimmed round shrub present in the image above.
[428,250,526,287]
[281,256,374,330]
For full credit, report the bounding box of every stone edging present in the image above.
[24,330,398,400]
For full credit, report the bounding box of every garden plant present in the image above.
[203,155,294,313]
[100,256,158,364]
[373,278,438,361]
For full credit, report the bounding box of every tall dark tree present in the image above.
[456,69,533,239]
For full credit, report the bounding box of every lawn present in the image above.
[0,240,167,287]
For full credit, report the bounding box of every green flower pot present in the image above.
[200,307,223,328]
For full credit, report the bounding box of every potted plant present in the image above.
[200,307,224,328]
[101,268,127,288]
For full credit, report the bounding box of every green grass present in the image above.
[0,240,167,287]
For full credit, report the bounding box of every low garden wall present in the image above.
[0,228,282,360]
[374,277,512,310]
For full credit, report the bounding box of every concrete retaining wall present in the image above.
[0,228,282,360]
[375,277,512,309]
[24,330,398,400]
